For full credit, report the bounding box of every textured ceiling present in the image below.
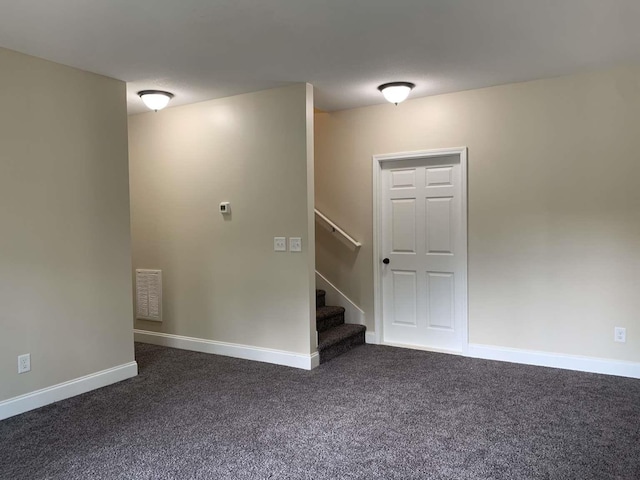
[1,0,639,114]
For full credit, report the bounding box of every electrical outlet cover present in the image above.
[18,353,31,374]
[614,327,626,343]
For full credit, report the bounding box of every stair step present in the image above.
[316,305,345,332]
[316,289,326,308]
[317,323,366,364]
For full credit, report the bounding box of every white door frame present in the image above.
[372,147,468,354]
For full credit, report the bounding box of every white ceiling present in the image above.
[1,0,639,114]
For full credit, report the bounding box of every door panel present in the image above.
[391,169,417,188]
[391,199,417,253]
[426,197,453,254]
[392,270,417,326]
[381,155,464,352]
[426,272,455,330]
[426,166,453,186]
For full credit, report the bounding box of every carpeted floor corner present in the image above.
[1,343,639,479]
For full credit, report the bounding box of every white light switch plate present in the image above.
[274,237,287,252]
[289,237,302,252]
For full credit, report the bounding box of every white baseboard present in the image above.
[135,330,319,370]
[467,343,640,379]
[0,361,138,421]
[310,350,320,369]
[365,331,378,344]
[315,271,365,325]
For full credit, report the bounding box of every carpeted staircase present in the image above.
[316,289,366,363]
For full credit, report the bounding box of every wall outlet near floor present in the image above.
[274,237,287,252]
[614,327,626,343]
[18,353,31,374]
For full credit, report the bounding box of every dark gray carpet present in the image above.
[315,290,365,363]
[1,343,639,479]
[317,324,366,363]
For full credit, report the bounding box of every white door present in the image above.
[380,152,466,352]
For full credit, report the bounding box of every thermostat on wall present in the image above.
[219,202,231,214]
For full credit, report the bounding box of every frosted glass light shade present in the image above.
[378,82,415,105]
[138,90,174,111]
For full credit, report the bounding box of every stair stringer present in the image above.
[315,271,365,326]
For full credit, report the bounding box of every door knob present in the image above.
[382,258,390,264]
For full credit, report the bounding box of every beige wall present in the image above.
[315,65,640,363]
[0,48,134,401]
[130,84,315,355]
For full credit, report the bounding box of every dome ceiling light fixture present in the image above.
[138,90,174,112]
[377,82,416,105]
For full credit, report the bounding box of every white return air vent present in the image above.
[136,269,162,322]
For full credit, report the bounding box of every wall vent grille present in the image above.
[136,269,162,322]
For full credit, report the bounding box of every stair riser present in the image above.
[316,313,344,333]
[319,330,365,364]
[316,292,326,309]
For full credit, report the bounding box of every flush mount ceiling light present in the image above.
[138,90,174,112]
[377,82,416,105]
